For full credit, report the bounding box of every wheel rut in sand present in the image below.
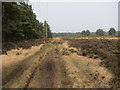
[26,45,57,88]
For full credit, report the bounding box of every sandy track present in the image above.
[2,38,113,88]
[28,40,72,88]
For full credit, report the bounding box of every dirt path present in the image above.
[2,38,113,88]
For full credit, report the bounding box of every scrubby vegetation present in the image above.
[64,38,120,88]
[2,38,51,54]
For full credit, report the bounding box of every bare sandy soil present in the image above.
[2,44,43,69]
[2,37,114,88]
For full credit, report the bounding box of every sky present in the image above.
[29,0,118,33]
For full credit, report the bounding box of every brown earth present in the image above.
[2,37,118,88]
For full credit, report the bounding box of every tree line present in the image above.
[53,28,120,37]
[2,2,52,42]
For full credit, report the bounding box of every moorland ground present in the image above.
[2,37,120,88]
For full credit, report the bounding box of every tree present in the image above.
[81,30,90,36]
[109,28,116,36]
[81,30,86,36]
[96,29,104,36]
[118,31,120,37]
[86,30,90,36]
[2,2,52,42]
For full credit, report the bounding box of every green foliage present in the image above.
[81,30,86,36]
[2,2,52,42]
[96,29,104,36]
[86,30,90,36]
[109,28,116,36]
[118,31,120,37]
[52,28,117,37]
[81,30,91,36]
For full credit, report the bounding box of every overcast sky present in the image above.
[29,1,118,33]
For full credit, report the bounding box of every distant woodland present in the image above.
[52,28,120,37]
